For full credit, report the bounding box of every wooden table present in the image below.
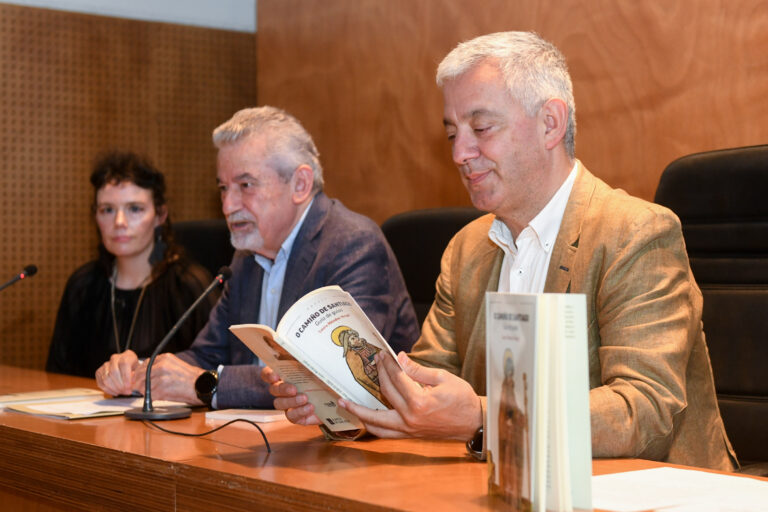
[0,365,758,511]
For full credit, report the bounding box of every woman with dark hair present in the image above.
[46,151,217,378]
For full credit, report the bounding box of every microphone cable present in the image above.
[141,418,271,453]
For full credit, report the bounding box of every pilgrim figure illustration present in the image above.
[331,326,388,405]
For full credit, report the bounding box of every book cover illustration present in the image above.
[486,295,536,512]
[331,325,388,406]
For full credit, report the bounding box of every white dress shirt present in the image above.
[489,163,578,294]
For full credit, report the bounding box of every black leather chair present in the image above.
[654,145,768,473]
[381,207,485,325]
[172,219,234,278]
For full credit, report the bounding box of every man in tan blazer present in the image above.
[266,31,736,471]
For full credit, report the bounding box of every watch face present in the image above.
[195,371,217,394]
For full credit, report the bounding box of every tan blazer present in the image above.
[410,162,737,471]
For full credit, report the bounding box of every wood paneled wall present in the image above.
[4,1,767,370]
[257,0,768,223]
[0,4,256,369]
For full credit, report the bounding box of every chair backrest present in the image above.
[381,207,484,325]
[172,219,234,278]
[654,145,768,467]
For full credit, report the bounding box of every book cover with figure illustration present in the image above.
[485,292,592,512]
[229,286,399,433]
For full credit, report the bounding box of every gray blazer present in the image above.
[178,192,420,408]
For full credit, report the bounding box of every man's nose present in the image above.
[221,188,241,216]
[452,132,480,166]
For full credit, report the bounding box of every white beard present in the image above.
[229,227,264,253]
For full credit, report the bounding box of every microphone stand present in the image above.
[125,267,231,421]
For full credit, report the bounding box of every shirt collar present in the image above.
[488,161,578,254]
[255,197,315,271]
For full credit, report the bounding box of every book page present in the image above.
[540,294,591,512]
[205,409,287,423]
[557,294,592,511]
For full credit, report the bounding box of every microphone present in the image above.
[0,265,38,292]
[125,266,232,421]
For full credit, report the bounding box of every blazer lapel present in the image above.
[277,193,330,319]
[467,245,503,357]
[544,161,596,293]
[235,254,263,324]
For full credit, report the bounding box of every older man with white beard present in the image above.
[96,106,419,409]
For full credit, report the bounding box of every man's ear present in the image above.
[540,98,568,151]
[291,164,314,204]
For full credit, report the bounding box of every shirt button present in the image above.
[270,288,278,295]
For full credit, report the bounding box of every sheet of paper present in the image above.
[592,467,768,512]
[205,408,287,423]
[6,397,188,419]
[0,387,103,406]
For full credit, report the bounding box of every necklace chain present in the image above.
[110,267,151,353]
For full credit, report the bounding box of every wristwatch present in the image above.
[466,426,485,461]
[195,369,218,407]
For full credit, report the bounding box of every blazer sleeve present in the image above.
[215,365,274,409]
[588,206,698,460]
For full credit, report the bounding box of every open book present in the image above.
[229,285,400,433]
[485,292,592,512]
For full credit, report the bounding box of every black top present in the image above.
[46,258,218,377]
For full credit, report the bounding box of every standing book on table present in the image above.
[485,292,592,512]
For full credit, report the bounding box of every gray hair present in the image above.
[436,31,576,158]
[212,106,324,192]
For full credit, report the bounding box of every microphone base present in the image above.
[124,406,191,421]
